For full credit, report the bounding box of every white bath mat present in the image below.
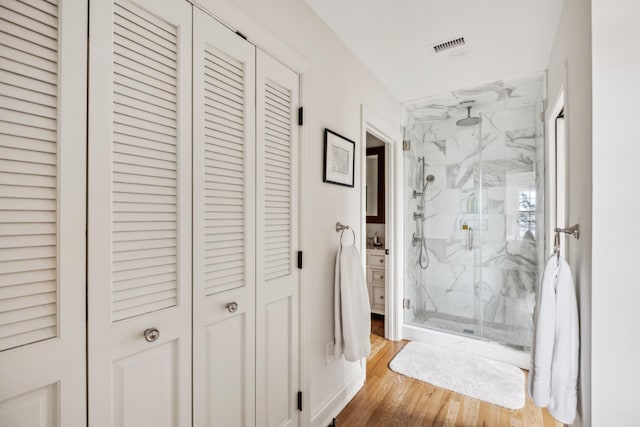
[389,341,525,409]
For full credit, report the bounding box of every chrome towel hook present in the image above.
[554,224,580,259]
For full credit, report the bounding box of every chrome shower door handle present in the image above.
[467,227,474,251]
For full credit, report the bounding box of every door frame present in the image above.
[547,87,567,256]
[360,106,402,341]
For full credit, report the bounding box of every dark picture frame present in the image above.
[323,128,356,187]
[366,146,385,223]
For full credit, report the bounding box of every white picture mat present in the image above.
[325,132,354,185]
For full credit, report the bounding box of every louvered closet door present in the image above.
[88,0,192,425]
[0,0,87,425]
[255,49,300,427]
[192,8,256,427]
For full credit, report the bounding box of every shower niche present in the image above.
[402,75,545,360]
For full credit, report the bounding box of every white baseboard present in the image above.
[310,365,365,427]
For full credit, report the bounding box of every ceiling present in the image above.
[302,0,564,102]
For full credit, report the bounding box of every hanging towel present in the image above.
[334,244,371,362]
[528,255,579,424]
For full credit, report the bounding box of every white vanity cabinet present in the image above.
[366,249,386,314]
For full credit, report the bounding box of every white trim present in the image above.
[309,368,365,427]
[403,325,531,369]
[546,87,566,256]
[298,68,312,427]
[360,106,402,341]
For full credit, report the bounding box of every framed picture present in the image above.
[323,128,356,187]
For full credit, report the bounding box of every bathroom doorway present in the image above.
[365,132,389,337]
[360,106,401,341]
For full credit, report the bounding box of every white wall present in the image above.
[546,1,592,426]
[195,0,401,424]
[591,1,640,425]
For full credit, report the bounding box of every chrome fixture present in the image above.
[413,157,434,269]
[553,224,580,259]
[336,222,356,247]
[456,106,482,127]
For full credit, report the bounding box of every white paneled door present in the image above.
[0,0,87,425]
[88,0,192,425]
[256,49,300,427]
[192,8,256,427]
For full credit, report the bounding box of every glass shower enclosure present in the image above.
[403,76,545,351]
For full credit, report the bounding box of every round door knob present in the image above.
[226,302,238,313]
[143,327,159,342]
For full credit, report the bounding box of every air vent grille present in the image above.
[432,37,466,53]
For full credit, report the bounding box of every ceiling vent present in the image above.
[432,36,466,54]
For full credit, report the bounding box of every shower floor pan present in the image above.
[409,311,532,351]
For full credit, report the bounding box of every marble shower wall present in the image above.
[403,75,545,347]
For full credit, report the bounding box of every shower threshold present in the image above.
[408,311,532,351]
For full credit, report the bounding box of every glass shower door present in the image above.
[477,104,544,350]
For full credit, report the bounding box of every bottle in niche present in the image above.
[467,193,477,213]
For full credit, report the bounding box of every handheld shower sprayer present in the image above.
[413,174,435,199]
[412,157,434,269]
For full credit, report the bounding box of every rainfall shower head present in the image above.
[456,106,482,127]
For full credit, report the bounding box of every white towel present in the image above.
[334,244,371,362]
[528,255,579,424]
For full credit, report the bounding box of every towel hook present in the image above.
[336,222,356,247]
[554,224,580,259]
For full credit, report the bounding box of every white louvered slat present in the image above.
[111,0,179,321]
[263,79,292,281]
[202,46,246,296]
[0,0,58,352]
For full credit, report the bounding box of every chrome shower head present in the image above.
[426,174,435,183]
[456,106,482,127]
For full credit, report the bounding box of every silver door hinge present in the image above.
[403,298,411,309]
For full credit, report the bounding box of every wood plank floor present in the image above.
[336,316,563,427]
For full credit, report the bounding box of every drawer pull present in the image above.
[379,295,384,300]
[379,259,384,263]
